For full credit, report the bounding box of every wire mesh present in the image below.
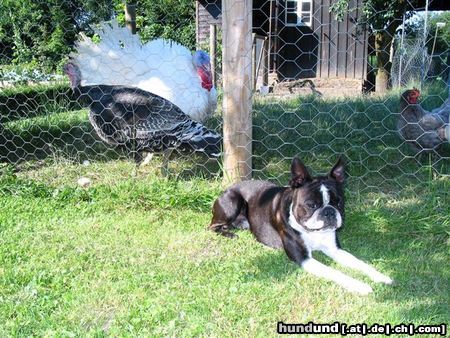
[0,0,449,196]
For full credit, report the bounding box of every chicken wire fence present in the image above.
[0,0,449,196]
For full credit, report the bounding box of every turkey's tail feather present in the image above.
[179,121,222,157]
[133,119,222,157]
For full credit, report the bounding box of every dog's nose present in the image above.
[322,207,336,219]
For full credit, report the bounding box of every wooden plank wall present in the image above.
[196,0,222,46]
[314,0,367,80]
[196,0,368,81]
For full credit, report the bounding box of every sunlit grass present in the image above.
[0,163,448,335]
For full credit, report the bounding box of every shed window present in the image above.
[285,0,312,27]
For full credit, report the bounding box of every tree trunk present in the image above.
[125,2,136,34]
[375,67,390,93]
[374,31,392,93]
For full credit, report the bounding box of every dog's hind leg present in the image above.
[209,190,247,238]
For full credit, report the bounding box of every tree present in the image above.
[330,0,419,93]
[0,0,196,71]
[131,0,196,50]
[401,11,450,80]
[0,0,119,71]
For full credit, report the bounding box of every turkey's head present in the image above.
[193,50,213,92]
[403,88,421,104]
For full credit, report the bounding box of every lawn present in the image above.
[0,84,449,335]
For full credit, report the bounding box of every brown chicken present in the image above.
[398,88,449,154]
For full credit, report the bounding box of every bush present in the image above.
[0,64,63,85]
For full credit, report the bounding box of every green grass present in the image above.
[0,83,449,335]
[0,163,448,336]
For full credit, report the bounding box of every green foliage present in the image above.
[429,12,450,53]
[330,0,419,32]
[0,0,120,71]
[0,0,197,71]
[0,63,61,85]
[404,11,450,54]
[135,0,196,49]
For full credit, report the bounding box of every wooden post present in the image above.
[209,24,217,88]
[268,0,273,73]
[252,33,256,91]
[262,38,269,86]
[254,37,267,90]
[222,0,253,183]
[125,2,136,34]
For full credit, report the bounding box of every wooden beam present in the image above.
[222,0,253,183]
[209,24,217,88]
[262,38,269,86]
[252,33,256,91]
[125,2,136,34]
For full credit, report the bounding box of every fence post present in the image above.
[125,2,136,34]
[209,24,217,88]
[262,38,269,87]
[222,0,253,183]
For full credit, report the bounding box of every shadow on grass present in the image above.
[341,184,447,321]
[0,109,128,164]
[243,249,299,282]
[1,86,448,193]
[251,92,450,190]
[0,107,224,179]
[222,178,448,323]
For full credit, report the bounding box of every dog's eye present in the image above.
[306,201,318,209]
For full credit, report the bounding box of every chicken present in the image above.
[69,20,217,122]
[63,63,221,162]
[397,88,449,154]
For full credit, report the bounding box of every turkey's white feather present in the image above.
[70,20,217,122]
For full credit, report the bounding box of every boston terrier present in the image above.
[209,158,393,295]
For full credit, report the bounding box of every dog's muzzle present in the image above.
[303,206,342,232]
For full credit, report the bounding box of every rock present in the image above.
[77,177,91,188]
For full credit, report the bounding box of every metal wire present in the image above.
[0,0,448,195]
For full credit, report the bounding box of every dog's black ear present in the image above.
[289,157,311,188]
[329,157,345,183]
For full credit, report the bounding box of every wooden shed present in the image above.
[196,0,369,88]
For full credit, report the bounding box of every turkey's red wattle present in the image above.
[198,68,213,91]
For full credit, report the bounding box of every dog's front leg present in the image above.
[281,232,373,295]
[323,248,393,285]
[301,258,373,295]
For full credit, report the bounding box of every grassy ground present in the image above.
[0,84,449,335]
[0,162,448,336]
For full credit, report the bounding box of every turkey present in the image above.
[69,20,217,122]
[63,63,221,163]
[397,88,449,154]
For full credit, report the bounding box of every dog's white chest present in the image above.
[289,205,337,254]
[300,230,336,253]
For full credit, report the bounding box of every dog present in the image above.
[209,157,393,295]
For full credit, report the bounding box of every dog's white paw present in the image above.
[345,280,373,295]
[370,272,393,285]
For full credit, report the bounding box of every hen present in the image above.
[69,20,217,122]
[63,63,221,162]
[397,88,449,154]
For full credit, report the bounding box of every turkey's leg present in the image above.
[161,148,174,176]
